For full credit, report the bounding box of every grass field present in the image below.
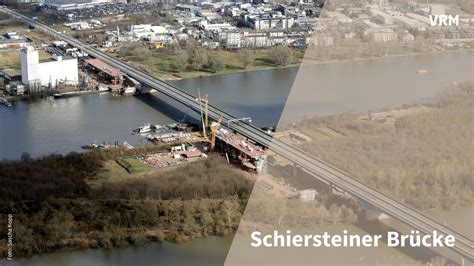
[121,47,306,80]
[298,127,344,142]
[0,50,20,69]
[0,49,52,69]
[116,157,149,173]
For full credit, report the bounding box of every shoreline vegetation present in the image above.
[1,33,472,92]
[0,145,360,258]
[285,82,474,212]
[113,45,474,81]
[0,153,252,258]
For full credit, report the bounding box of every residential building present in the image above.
[247,14,295,30]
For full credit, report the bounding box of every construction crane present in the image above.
[197,88,221,150]
[210,115,223,151]
[197,88,209,139]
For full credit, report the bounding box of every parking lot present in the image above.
[39,3,161,19]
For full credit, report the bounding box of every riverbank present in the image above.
[299,47,474,69]
[1,88,102,103]
[121,46,473,81]
[0,198,244,258]
[283,82,474,211]
[112,46,306,81]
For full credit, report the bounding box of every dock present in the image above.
[0,96,12,107]
[53,90,98,99]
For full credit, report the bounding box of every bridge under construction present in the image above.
[2,7,472,263]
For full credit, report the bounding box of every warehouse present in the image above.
[20,46,79,90]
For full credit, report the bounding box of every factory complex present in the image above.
[20,46,78,90]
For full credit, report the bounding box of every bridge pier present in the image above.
[255,155,267,174]
[363,203,390,221]
[292,162,298,177]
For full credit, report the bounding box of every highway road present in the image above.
[2,7,472,262]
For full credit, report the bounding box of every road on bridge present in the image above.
[2,7,472,262]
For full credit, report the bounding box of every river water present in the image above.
[1,51,473,264]
[1,51,473,160]
[10,236,234,266]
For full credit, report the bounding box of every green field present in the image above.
[0,50,52,69]
[116,157,149,173]
[299,127,344,142]
[120,47,306,80]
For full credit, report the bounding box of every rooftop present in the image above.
[1,69,21,78]
[85,58,122,77]
[0,38,28,44]
[216,129,265,159]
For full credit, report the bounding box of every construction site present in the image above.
[114,90,269,176]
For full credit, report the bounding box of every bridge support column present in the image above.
[255,155,267,174]
[363,202,390,221]
[292,162,298,177]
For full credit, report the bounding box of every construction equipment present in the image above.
[210,115,223,151]
[197,88,209,138]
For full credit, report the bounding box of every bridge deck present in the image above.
[3,7,471,263]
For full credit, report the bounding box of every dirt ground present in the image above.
[361,105,434,125]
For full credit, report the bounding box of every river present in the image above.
[1,51,473,264]
[9,236,234,266]
[1,51,472,160]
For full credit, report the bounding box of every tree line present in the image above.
[0,151,252,258]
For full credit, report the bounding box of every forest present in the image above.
[291,82,473,211]
[0,153,252,257]
[94,156,252,200]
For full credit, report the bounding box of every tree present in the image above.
[20,152,31,163]
[134,46,152,62]
[193,49,209,71]
[184,40,199,70]
[207,56,225,73]
[236,49,253,69]
[219,200,239,226]
[175,50,189,72]
[268,46,293,66]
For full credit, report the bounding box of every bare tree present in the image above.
[194,48,209,71]
[175,50,189,72]
[236,49,253,69]
[134,46,152,62]
[268,46,293,66]
[207,56,225,73]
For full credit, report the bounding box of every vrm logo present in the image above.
[429,15,459,26]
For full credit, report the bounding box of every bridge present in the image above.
[2,7,472,262]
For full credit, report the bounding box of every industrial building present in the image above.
[20,46,79,90]
[0,69,24,96]
[0,32,29,49]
